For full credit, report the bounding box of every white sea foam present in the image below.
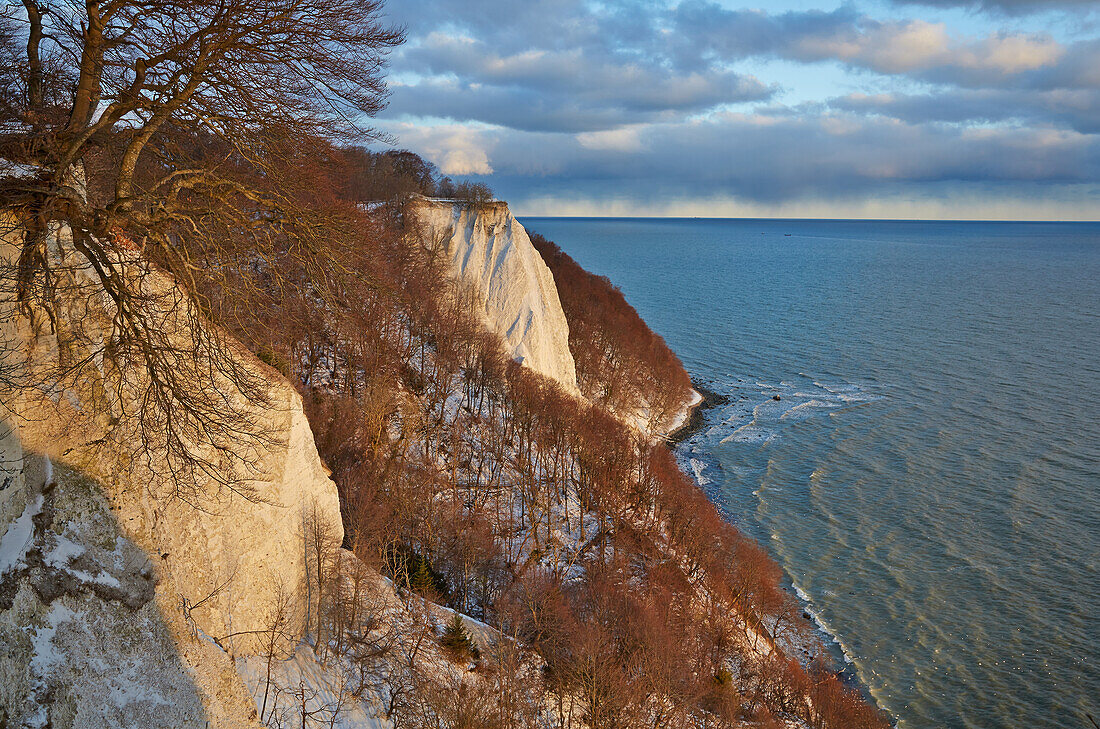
[780,399,832,419]
[720,425,774,444]
[703,377,882,448]
[791,580,856,665]
[722,410,751,424]
[815,381,876,403]
[689,458,711,486]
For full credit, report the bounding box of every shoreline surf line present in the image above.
[673,378,897,725]
[667,379,729,444]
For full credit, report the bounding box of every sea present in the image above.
[521,216,1100,729]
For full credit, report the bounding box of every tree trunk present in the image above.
[23,0,43,117]
[66,0,105,135]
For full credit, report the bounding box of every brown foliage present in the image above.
[274,212,886,725]
[342,148,439,202]
[338,147,494,205]
[530,234,693,432]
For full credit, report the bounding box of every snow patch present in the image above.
[239,643,391,729]
[43,533,86,568]
[0,492,44,575]
[29,602,78,676]
[689,458,711,486]
[0,160,42,180]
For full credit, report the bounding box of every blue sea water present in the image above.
[521,217,1100,729]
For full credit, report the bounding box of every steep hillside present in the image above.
[1,194,887,729]
[0,215,342,727]
[530,234,697,435]
[199,196,888,729]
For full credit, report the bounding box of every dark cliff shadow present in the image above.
[0,426,224,728]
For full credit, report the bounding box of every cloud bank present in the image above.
[377,0,1100,218]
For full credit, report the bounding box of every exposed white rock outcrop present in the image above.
[409,199,579,394]
[0,214,342,726]
[0,462,213,728]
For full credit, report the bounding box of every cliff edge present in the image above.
[408,198,579,395]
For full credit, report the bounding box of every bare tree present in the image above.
[257,582,297,725]
[0,0,403,497]
[302,499,340,656]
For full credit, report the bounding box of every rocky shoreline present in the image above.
[667,379,729,444]
[668,375,894,724]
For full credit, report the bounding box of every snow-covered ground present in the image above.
[664,387,704,437]
[0,492,43,576]
[236,550,547,729]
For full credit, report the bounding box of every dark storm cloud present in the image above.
[668,2,1092,90]
[666,4,864,67]
[889,0,1098,16]
[386,81,640,134]
[386,74,771,134]
[400,34,772,111]
[384,0,668,58]
[387,34,772,132]
[380,0,775,134]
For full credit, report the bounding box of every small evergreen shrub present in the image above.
[440,612,480,663]
[384,545,449,600]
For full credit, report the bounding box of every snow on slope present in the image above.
[409,198,579,395]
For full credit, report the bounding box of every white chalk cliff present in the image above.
[409,198,579,394]
[0,192,690,727]
[0,214,342,727]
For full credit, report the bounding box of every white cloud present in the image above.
[673,6,1077,87]
[390,123,495,175]
[377,0,1100,217]
[439,147,493,175]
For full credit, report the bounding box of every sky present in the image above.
[374,0,1100,219]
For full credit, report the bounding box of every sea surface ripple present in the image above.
[523,216,1100,729]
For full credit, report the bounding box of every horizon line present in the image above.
[516,214,1100,223]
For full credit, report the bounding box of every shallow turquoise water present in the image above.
[522,217,1100,729]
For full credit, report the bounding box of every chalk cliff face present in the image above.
[0,217,342,727]
[409,199,579,394]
